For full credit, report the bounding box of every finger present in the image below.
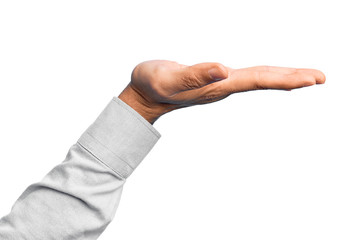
[242,66,326,84]
[170,62,228,93]
[221,70,317,92]
[297,69,326,84]
[255,71,317,90]
[242,65,297,74]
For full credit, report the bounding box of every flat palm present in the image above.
[129,60,326,109]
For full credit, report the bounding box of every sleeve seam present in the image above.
[76,140,127,181]
[82,131,135,170]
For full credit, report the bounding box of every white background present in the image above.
[0,0,359,239]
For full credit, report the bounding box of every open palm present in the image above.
[119,59,326,123]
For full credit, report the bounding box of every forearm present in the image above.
[0,97,161,239]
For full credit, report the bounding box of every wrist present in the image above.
[118,85,166,124]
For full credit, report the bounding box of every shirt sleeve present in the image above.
[0,97,161,240]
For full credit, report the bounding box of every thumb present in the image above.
[173,62,228,92]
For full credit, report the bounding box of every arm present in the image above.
[0,60,326,239]
[0,97,161,239]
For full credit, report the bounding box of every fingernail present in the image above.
[208,67,227,81]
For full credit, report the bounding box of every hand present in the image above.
[118,60,326,124]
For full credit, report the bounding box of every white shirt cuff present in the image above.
[77,97,161,179]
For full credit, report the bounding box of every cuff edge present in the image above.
[112,97,162,138]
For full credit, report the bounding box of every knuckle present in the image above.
[253,71,264,89]
[198,84,226,102]
[181,72,202,90]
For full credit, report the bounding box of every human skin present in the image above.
[118,60,326,124]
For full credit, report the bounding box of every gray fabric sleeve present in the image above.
[0,97,161,240]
